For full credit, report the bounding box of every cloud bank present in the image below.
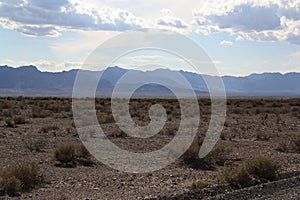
[0,0,299,45]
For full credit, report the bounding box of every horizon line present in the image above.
[1,64,299,78]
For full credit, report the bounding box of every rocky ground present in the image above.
[0,97,299,199]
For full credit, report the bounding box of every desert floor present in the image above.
[0,97,299,199]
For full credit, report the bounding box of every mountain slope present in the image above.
[0,65,299,97]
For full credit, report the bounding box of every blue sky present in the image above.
[0,0,300,76]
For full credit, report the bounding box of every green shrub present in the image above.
[246,156,280,181]
[54,144,75,165]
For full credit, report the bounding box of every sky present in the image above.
[0,0,300,76]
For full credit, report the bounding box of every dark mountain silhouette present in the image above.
[0,65,299,97]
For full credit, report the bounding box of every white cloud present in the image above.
[220,40,234,46]
[157,16,188,29]
[2,59,82,72]
[1,0,300,45]
[192,0,300,45]
[127,55,164,63]
[0,0,145,36]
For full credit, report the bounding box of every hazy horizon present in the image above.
[1,64,300,78]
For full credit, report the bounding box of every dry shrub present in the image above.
[26,139,46,152]
[32,107,48,118]
[275,140,291,153]
[246,156,280,181]
[190,180,210,191]
[221,165,252,188]
[5,119,15,128]
[76,144,94,166]
[292,137,300,153]
[183,138,231,170]
[0,162,41,195]
[77,144,90,158]
[40,125,59,133]
[222,156,280,189]
[255,132,271,141]
[5,176,22,195]
[54,144,76,166]
[13,115,26,124]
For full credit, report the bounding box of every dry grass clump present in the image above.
[5,119,15,128]
[275,137,300,153]
[54,144,94,167]
[32,107,49,118]
[190,180,210,191]
[0,162,41,196]
[221,165,252,188]
[54,144,76,167]
[221,156,281,189]
[246,156,280,181]
[183,138,231,170]
[255,132,271,141]
[40,125,59,133]
[13,115,26,124]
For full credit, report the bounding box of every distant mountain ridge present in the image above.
[0,65,299,97]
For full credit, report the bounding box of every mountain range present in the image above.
[0,65,299,97]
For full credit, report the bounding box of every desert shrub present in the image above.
[54,144,76,166]
[13,115,26,124]
[220,132,226,140]
[221,165,252,188]
[271,102,283,107]
[289,101,300,106]
[232,109,242,114]
[292,137,300,153]
[77,144,90,158]
[76,144,94,166]
[2,110,12,118]
[26,139,46,152]
[182,137,203,165]
[1,101,12,109]
[45,103,60,113]
[255,132,271,141]
[0,162,41,195]
[275,140,290,153]
[5,119,15,128]
[222,156,281,188]
[183,138,231,169]
[190,180,210,191]
[246,156,280,181]
[40,125,59,133]
[5,176,22,195]
[32,107,48,118]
